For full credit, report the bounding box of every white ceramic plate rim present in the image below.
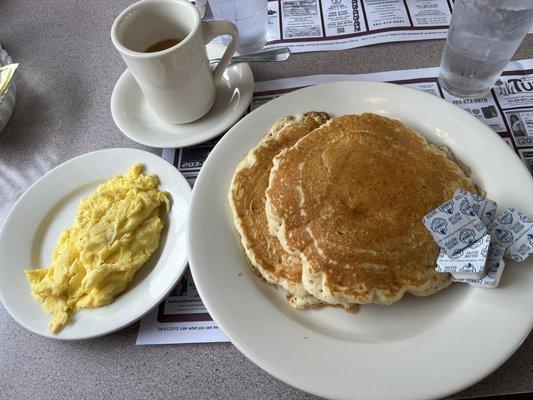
[188,81,533,400]
[0,148,190,340]
[111,43,254,148]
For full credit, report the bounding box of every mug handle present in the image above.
[202,20,239,85]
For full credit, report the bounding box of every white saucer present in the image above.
[0,148,191,340]
[111,44,254,148]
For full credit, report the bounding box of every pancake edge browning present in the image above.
[228,113,329,309]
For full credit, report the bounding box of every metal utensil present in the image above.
[209,47,291,64]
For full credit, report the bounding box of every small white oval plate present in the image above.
[188,82,533,400]
[111,44,254,148]
[0,148,190,340]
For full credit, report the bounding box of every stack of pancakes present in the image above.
[229,112,479,309]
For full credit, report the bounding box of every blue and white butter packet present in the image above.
[426,190,532,288]
[436,234,491,279]
[423,190,487,256]
[489,208,533,262]
[451,243,506,288]
[457,190,497,225]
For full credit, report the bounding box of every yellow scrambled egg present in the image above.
[25,163,169,333]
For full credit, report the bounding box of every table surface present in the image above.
[1,1,532,399]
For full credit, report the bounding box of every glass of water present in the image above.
[208,0,268,54]
[438,0,533,98]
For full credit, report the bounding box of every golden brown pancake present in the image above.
[265,113,479,305]
[229,112,330,308]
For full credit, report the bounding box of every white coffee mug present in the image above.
[111,0,238,124]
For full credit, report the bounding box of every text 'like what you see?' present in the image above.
[423,190,532,288]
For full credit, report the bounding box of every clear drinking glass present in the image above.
[438,0,533,98]
[208,0,268,54]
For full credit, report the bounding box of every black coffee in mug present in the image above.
[144,38,182,52]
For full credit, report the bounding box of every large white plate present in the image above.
[188,82,533,400]
[0,148,190,340]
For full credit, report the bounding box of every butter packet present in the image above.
[436,234,491,279]
[451,243,506,288]
[423,190,487,256]
[489,208,533,262]
[457,190,497,225]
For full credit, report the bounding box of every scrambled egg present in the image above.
[25,163,170,333]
